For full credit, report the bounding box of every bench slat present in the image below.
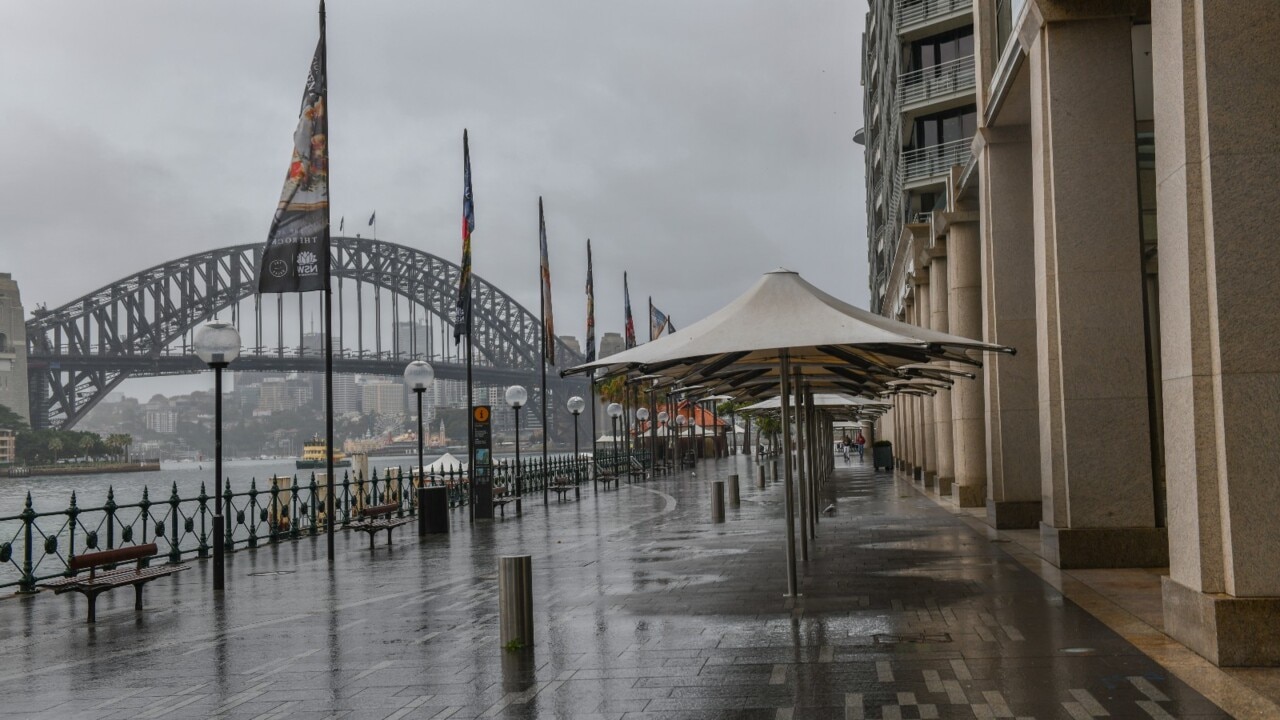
[44,564,188,591]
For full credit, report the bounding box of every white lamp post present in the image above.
[607,402,623,475]
[635,407,650,475]
[194,320,240,592]
[506,385,528,511]
[403,361,435,489]
[567,396,585,492]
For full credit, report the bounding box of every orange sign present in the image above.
[473,406,490,423]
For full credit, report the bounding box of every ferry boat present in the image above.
[296,436,352,469]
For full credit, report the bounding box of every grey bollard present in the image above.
[757,463,766,488]
[728,473,740,507]
[771,461,779,483]
[711,481,725,523]
[498,555,534,649]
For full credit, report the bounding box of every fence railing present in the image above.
[902,137,972,184]
[896,0,971,33]
[897,55,976,109]
[0,453,599,594]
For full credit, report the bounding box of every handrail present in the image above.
[897,55,976,108]
[902,137,972,183]
[896,0,971,32]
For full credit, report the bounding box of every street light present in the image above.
[657,410,669,471]
[403,361,435,492]
[675,414,688,470]
[506,385,527,514]
[607,402,623,476]
[567,396,585,494]
[635,407,650,476]
[194,320,240,592]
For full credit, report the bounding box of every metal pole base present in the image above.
[212,517,224,591]
[711,481,725,523]
[728,474,740,507]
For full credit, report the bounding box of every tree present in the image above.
[79,433,96,461]
[47,436,63,464]
[0,402,27,432]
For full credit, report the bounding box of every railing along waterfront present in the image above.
[0,453,596,594]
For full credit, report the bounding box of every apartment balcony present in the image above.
[897,55,976,114]
[902,137,972,185]
[896,0,972,40]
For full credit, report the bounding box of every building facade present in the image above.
[0,273,29,424]
[864,0,1280,667]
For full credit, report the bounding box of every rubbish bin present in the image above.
[872,441,893,471]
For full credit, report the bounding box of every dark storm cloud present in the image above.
[1,1,867,348]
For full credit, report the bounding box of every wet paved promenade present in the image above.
[0,457,1232,718]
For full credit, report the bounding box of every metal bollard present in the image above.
[771,461,779,483]
[419,486,449,535]
[728,474,740,507]
[498,556,534,649]
[757,463,767,488]
[711,481,725,523]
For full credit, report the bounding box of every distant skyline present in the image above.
[2,1,867,398]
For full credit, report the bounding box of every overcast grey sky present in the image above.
[1,1,867,396]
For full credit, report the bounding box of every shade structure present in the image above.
[562,269,1013,599]
[739,393,892,420]
[563,268,1011,400]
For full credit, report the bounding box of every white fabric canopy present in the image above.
[564,269,1011,401]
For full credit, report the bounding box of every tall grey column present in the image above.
[915,276,937,489]
[1154,0,1280,666]
[1026,6,1164,567]
[976,123,1042,529]
[946,214,986,507]
[928,252,954,497]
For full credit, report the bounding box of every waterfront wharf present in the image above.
[0,456,1270,719]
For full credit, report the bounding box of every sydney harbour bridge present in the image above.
[24,236,586,430]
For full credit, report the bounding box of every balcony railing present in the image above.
[897,0,972,34]
[902,137,972,183]
[897,55,976,109]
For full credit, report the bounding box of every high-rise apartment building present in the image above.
[857,0,976,313]
[868,0,1280,666]
[362,381,406,419]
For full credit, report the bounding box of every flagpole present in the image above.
[462,131,476,522]
[319,0,336,563]
[538,199,549,507]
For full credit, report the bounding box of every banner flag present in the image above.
[585,239,596,363]
[454,130,474,345]
[624,272,636,349]
[539,198,555,364]
[338,216,344,232]
[368,211,376,225]
[258,33,328,294]
[649,298,670,341]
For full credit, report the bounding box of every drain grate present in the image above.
[874,632,952,645]
[247,570,296,577]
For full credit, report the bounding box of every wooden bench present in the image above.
[41,543,188,623]
[351,502,413,551]
[548,478,577,501]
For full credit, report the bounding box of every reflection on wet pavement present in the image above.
[0,457,1231,718]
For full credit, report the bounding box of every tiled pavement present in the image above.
[0,457,1232,719]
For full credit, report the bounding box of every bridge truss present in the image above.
[26,236,585,430]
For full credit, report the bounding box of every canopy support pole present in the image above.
[793,368,811,558]
[779,349,799,597]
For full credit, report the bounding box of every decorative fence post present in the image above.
[169,482,181,564]
[223,478,234,551]
[105,486,116,550]
[19,492,35,593]
[198,482,210,558]
[247,478,260,549]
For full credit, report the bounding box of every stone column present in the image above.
[946,215,986,507]
[1025,4,1165,567]
[1154,0,1280,667]
[976,123,1042,529]
[929,252,954,497]
[914,273,937,489]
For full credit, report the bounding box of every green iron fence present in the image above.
[0,453,599,594]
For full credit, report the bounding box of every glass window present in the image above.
[910,27,974,71]
[912,104,977,148]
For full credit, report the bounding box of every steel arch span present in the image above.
[25,236,583,429]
